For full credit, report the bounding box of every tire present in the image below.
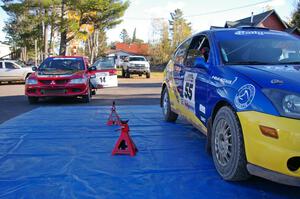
[126,71,130,78]
[161,87,178,122]
[28,96,38,104]
[211,106,250,181]
[122,68,125,78]
[82,88,91,103]
[146,72,150,78]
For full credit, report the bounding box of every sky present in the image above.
[0,0,297,43]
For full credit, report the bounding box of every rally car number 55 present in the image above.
[161,27,300,187]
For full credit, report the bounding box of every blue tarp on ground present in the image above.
[0,105,299,199]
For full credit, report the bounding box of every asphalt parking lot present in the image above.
[0,76,162,124]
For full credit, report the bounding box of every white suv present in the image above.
[122,56,151,78]
[0,60,33,83]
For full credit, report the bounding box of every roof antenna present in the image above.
[250,12,254,26]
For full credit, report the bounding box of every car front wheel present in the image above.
[211,106,250,181]
[82,88,91,103]
[162,87,178,122]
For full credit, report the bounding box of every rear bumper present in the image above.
[247,164,300,187]
[25,84,89,97]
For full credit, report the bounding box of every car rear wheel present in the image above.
[146,72,150,78]
[211,106,250,181]
[126,71,130,78]
[162,87,178,122]
[28,96,39,104]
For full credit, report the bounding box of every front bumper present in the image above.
[247,164,300,186]
[128,68,150,74]
[238,111,300,186]
[25,84,89,97]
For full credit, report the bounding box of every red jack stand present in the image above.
[107,101,121,126]
[112,120,138,156]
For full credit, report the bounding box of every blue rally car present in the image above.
[161,27,300,186]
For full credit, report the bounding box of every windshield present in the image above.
[93,57,115,69]
[15,60,26,67]
[39,57,85,71]
[129,57,146,61]
[219,36,300,65]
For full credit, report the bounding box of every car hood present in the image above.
[228,64,300,93]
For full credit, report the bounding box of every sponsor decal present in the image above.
[37,74,72,78]
[200,116,206,123]
[183,72,197,113]
[271,79,284,84]
[199,104,206,114]
[234,30,287,36]
[53,58,79,60]
[234,84,256,109]
[212,76,237,85]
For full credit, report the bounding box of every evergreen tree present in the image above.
[132,27,136,43]
[291,1,300,28]
[169,9,192,48]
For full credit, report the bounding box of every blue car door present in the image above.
[182,35,212,124]
[172,38,192,104]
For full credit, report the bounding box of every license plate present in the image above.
[41,89,66,94]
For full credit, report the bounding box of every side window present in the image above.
[0,62,3,69]
[185,35,211,67]
[5,62,18,69]
[174,38,192,66]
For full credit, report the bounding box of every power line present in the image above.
[184,0,273,17]
[123,0,273,21]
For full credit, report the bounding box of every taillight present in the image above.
[109,70,117,76]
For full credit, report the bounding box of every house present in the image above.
[107,42,149,67]
[224,9,300,36]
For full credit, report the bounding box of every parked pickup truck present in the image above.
[0,60,33,83]
[122,56,150,78]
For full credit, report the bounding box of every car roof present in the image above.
[195,26,290,36]
[0,59,18,62]
[48,56,86,58]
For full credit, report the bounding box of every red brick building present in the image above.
[224,9,300,36]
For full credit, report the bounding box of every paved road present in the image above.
[0,76,163,124]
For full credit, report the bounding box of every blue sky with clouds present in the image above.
[0,0,297,43]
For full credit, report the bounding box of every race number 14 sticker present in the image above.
[183,72,197,113]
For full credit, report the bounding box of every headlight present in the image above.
[263,89,300,119]
[130,63,135,67]
[69,78,87,84]
[26,78,38,85]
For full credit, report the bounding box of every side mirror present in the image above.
[88,66,97,71]
[194,57,209,70]
[32,66,38,71]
